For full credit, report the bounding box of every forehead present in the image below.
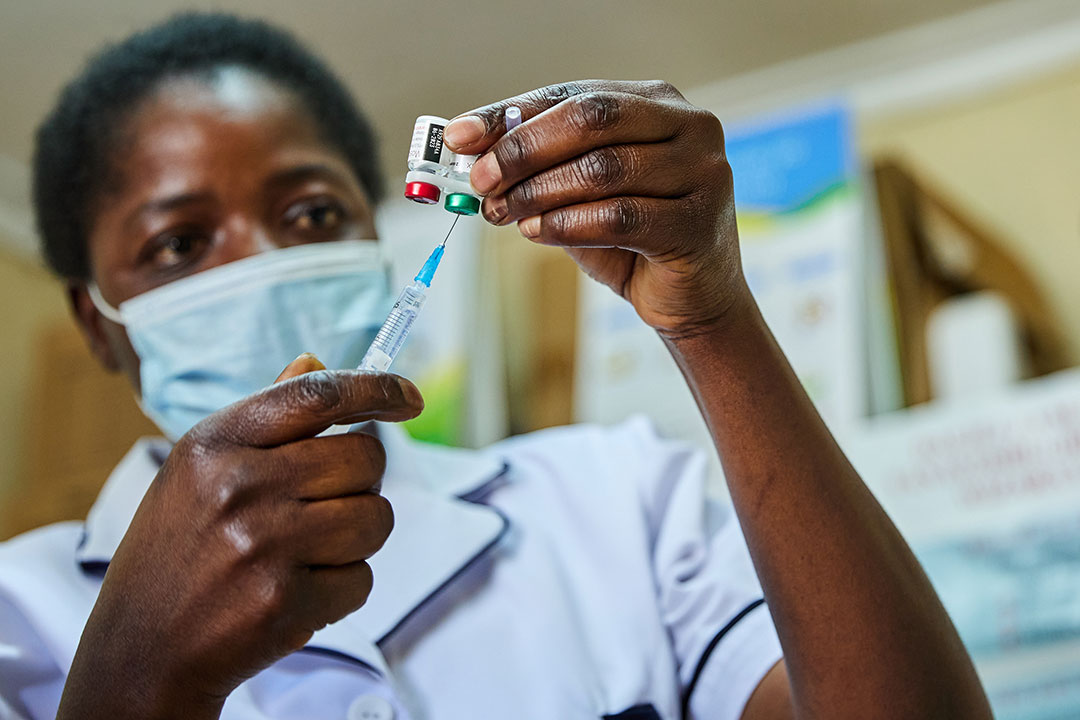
[108,67,337,195]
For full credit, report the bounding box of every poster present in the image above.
[843,370,1080,719]
[574,103,870,491]
[728,103,866,428]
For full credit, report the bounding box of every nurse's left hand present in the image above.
[444,80,748,341]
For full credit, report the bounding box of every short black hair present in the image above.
[32,11,383,280]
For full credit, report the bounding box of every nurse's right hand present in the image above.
[56,362,424,720]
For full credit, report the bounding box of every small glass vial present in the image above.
[445,150,478,183]
[407,115,449,174]
[405,115,449,204]
[441,149,481,215]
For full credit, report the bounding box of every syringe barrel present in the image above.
[358,281,428,372]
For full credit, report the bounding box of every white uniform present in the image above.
[0,418,781,720]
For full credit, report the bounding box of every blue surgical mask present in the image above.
[88,240,391,441]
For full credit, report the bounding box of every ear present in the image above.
[67,281,122,372]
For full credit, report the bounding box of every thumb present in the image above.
[275,352,327,383]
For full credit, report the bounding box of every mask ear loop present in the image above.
[86,283,127,325]
[86,282,164,434]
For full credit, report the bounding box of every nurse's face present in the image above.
[70,66,378,391]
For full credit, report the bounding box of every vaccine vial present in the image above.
[405,115,449,204]
[441,149,481,215]
[445,151,478,183]
[407,115,449,174]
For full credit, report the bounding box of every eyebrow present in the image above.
[130,190,216,220]
[123,163,355,230]
[264,163,354,190]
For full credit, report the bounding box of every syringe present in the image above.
[358,216,458,372]
[360,106,519,374]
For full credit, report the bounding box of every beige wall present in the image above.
[0,248,69,499]
[859,62,1080,360]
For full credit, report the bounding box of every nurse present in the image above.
[0,12,991,720]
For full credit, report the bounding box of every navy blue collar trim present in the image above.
[680,598,767,719]
[376,503,511,646]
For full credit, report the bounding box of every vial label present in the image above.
[447,152,479,180]
[408,117,447,166]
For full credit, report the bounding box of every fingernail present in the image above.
[398,378,424,407]
[518,215,541,238]
[444,115,485,149]
[484,195,508,225]
[471,153,502,195]
[296,352,326,370]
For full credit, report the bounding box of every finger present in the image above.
[482,142,694,226]
[275,353,326,383]
[197,370,423,448]
[443,79,683,154]
[519,196,696,257]
[465,92,691,198]
[295,493,394,566]
[278,432,387,500]
[304,561,375,627]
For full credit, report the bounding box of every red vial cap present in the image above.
[405,181,441,205]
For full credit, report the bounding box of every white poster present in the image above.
[843,370,1080,719]
[574,103,869,491]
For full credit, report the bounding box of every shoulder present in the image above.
[0,522,84,571]
[0,522,90,601]
[0,525,86,720]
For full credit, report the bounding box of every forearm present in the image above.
[665,288,991,718]
[58,615,225,720]
[58,669,225,720]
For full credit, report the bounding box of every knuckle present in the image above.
[212,476,243,517]
[327,563,375,621]
[572,91,620,133]
[537,81,586,106]
[641,79,668,95]
[506,176,541,214]
[256,572,291,618]
[176,424,222,459]
[579,147,625,190]
[649,79,683,99]
[171,433,213,475]
[713,157,735,189]
[350,434,387,483]
[350,562,375,608]
[355,496,394,556]
[177,441,245,512]
[690,108,725,147]
[373,495,395,538]
[494,129,529,171]
[602,197,643,237]
[291,371,342,414]
[209,454,261,515]
[222,515,264,564]
[544,209,573,242]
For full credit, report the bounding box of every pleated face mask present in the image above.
[89,240,391,441]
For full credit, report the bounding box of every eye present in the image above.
[283,197,350,236]
[147,230,211,271]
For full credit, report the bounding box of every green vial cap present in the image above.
[444,193,480,216]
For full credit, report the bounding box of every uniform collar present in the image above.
[77,423,509,668]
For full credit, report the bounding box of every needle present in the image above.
[440,213,460,248]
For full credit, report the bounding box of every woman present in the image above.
[0,12,991,720]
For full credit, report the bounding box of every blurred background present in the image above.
[2,0,1080,716]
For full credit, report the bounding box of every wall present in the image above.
[859,62,1080,361]
[0,247,68,504]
